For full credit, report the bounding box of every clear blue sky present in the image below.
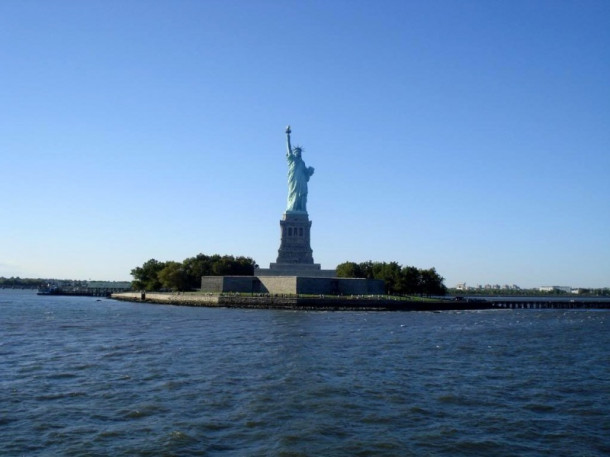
[1,0,609,288]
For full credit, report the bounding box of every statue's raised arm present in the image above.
[285,125,292,156]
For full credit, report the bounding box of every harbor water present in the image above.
[1,289,609,456]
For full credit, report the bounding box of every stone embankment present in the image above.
[111,292,492,311]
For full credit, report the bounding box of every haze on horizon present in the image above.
[1,1,608,289]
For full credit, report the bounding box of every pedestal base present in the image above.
[256,263,336,277]
[276,212,314,264]
[259,211,336,277]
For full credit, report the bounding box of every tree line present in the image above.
[131,254,257,291]
[336,261,447,296]
[449,287,610,297]
[0,277,43,288]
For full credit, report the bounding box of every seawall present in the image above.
[110,292,491,311]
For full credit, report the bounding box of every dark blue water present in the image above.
[2,290,609,456]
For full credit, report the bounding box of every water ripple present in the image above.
[1,291,610,456]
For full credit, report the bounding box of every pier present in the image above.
[38,285,132,298]
[488,299,610,310]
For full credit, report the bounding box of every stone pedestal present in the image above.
[276,212,314,264]
[253,211,336,277]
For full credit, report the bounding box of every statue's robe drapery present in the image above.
[286,153,313,212]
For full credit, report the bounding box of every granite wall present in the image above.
[201,276,385,295]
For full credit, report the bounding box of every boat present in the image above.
[37,284,61,295]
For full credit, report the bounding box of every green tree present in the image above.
[400,266,422,295]
[359,261,375,279]
[420,268,447,297]
[182,254,214,289]
[131,259,166,291]
[336,262,362,278]
[373,262,402,294]
[334,260,447,296]
[210,255,256,276]
[230,256,258,275]
[158,261,189,291]
[131,253,258,292]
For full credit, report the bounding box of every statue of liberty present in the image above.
[285,125,314,213]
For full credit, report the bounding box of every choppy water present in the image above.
[1,290,609,456]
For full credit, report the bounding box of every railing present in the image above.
[489,300,610,309]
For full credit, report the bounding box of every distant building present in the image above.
[539,286,571,293]
[454,283,522,291]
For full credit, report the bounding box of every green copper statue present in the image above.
[285,125,314,213]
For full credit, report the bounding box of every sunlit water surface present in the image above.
[1,290,609,456]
